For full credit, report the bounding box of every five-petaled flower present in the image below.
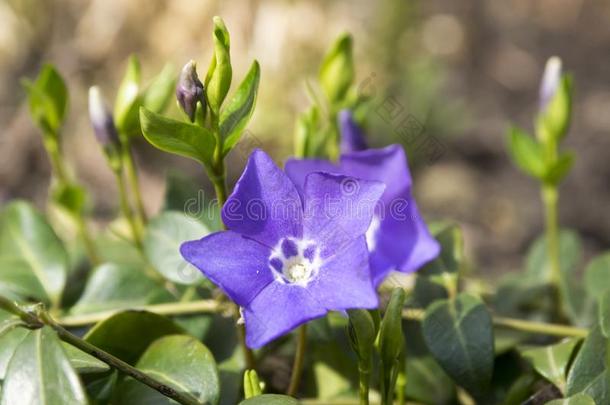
[181,149,385,348]
[285,110,440,286]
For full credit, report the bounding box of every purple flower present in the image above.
[176,60,206,122]
[285,111,440,286]
[181,149,385,348]
[339,109,367,154]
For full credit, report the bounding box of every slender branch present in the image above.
[0,296,202,405]
[288,324,308,396]
[114,171,143,250]
[542,184,566,322]
[121,138,148,224]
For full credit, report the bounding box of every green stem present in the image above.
[542,184,565,320]
[74,214,101,266]
[395,354,406,405]
[288,324,308,396]
[0,296,202,405]
[114,170,143,250]
[357,364,370,405]
[121,138,148,224]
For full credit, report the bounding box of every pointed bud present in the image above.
[176,60,206,122]
[539,56,562,112]
[339,109,367,154]
[89,86,120,147]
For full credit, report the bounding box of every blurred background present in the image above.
[1,0,609,280]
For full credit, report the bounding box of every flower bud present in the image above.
[539,56,562,112]
[176,60,206,122]
[339,109,367,154]
[88,86,120,148]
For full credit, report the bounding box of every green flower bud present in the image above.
[205,16,232,114]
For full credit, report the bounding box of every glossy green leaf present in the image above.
[319,33,353,104]
[545,152,575,185]
[422,293,494,400]
[0,327,28,380]
[566,325,609,402]
[220,60,260,156]
[22,64,68,134]
[0,257,48,303]
[205,16,232,114]
[599,290,610,338]
[506,127,545,178]
[143,63,176,114]
[114,55,142,134]
[62,342,110,374]
[0,327,87,405]
[70,263,173,314]
[238,394,299,405]
[140,107,216,167]
[584,253,610,299]
[116,335,220,405]
[0,201,69,307]
[144,211,210,285]
[547,393,596,405]
[520,338,580,393]
[84,310,184,364]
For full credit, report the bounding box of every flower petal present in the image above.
[180,231,274,306]
[369,197,440,285]
[243,283,326,349]
[222,149,303,247]
[308,236,378,310]
[302,172,385,257]
[284,158,340,199]
[339,109,367,154]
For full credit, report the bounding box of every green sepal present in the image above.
[205,16,232,114]
[319,33,354,105]
[114,55,142,135]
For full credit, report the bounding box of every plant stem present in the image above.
[0,296,202,405]
[74,213,101,265]
[357,364,370,405]
[114,171,143,250]
[542,184,566,321]
[121,138,148,224]
[288,324,308,396]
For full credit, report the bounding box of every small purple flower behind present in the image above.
[286,110,440,286]
[181,149,385,349]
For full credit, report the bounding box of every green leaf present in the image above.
[404,356,456,404]
[116,335,220,405]
[140,107,216,167]
[0,201,69,307]
[220,60,260,156]
[143,63,176,114]
[346,309,377,366]
[52,183,87,217]
[205,16,232,114]
[62,342,110,374]
[144,211,210,285]
[0,257,49,303]
[319,33,354,104]
[566,325,609,402]
[0,327,87,405]
[547,393,596,405]
[520,338,580,393]
[506,127,545,178]
[114,55,142,134]
[584,253,610,299]
[544,152,575,185]
[84,310,184,364]
[70,263,173,314]
[599,290,610,338]
[22,64,68,134]
[0,327,28,380]
[422,293,494,400]
[238,394,299,405]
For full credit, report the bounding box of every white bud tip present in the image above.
[539,56,563,110]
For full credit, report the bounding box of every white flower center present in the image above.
[269,238,320,287]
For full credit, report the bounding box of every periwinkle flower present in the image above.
[286,111,440,286]
[88,86,120,148]
[181,149,385,348]
[539,56,562,112]
[176,60,206,122]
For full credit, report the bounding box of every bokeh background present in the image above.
[1,0,609,280]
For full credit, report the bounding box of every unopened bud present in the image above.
[539,56,562,112]
[88,86,120,147]
[176,60,205,122]
[339,109,367,154]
